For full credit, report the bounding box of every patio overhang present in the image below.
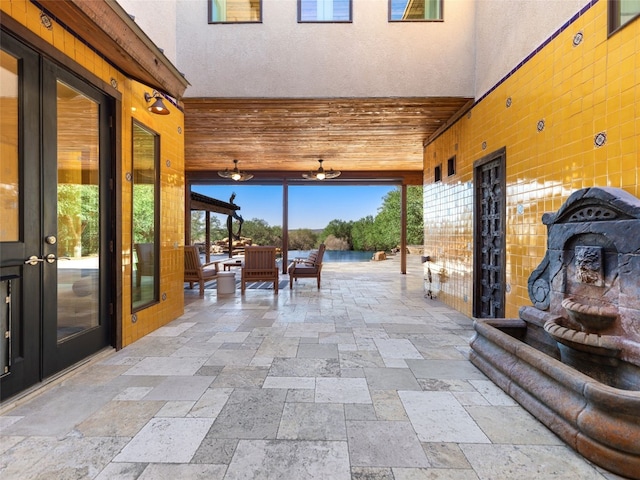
[183,97,473,183]
[36,0,189,100]
[190,191,239,217]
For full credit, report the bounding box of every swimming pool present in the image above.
[288,250,375,263]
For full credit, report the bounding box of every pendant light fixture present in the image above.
[218,159,253,181]
[302,159,341,180]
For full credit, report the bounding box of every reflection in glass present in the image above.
[209,0,262,23]
[210,0,261,22]
[132,122,159,310]
[0,50,19,242]
[621,0,640,22]
[299,0,351,22]
[56,81,100,342]
[389,0,442,21]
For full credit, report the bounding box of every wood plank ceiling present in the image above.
[184,97,473,184]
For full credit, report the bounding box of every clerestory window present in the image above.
[389,0,443,22]
[608,0,640,34]
[209,0,262,23]
[298,0,352,22]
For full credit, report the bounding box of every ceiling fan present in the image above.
[217,159,253,181]
[302,159,341,180]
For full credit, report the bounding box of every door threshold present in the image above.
[0,347,115,414]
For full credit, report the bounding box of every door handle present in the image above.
[25,255,45,266]
[24,254,71,265]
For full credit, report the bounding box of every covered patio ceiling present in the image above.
[184,97,473,185]
[32,2,472,186]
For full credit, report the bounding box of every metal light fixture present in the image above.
[218,159,253,181]
[144,90,170,115]
[302,159,341,180]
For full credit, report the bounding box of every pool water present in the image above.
[288,250,375,263]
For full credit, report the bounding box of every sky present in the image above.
[191,184,397,230]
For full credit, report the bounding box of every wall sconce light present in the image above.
[144,90,170,115]
[218,159,253,181]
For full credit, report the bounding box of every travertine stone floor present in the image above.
[0,256,626,479]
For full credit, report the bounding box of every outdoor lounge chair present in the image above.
[288,243,325,289]
[241,245,279,293]
[184,245,219,296]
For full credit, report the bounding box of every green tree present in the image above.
[288,228,319,250]
[348,186,424,251]
[351,215,376,251]
[132,184,155,244]
[405,186,424,245]
[191,211,225,243]
[57,184,99,257]
[320,219,353,249]
[242,218,282,247]
[191,211,207,243]
[371,186,423,249]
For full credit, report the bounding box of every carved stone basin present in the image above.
[561,297,618,332]
[543,317,621,358]
[471,311,640,480]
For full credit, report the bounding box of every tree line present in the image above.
[191,186,424,251]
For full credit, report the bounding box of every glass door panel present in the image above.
[0,49,19,378]
[0,50,19,242]
[56,81,100,342]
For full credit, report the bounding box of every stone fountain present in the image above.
[470,187,640,479]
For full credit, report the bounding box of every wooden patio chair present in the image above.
[184,245,219,296]
[288,243,326,289]
[134,243,155,287]
[241,245,279,293]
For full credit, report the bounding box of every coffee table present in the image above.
[222,258,244,271]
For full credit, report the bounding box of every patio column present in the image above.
[282,180,289,273]
[401,184,407,274]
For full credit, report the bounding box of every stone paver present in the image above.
[0,256,615,479]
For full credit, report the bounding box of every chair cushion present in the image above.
[202,265,218,280]
[291,266,318,275]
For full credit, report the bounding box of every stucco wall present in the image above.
[115,0,598,101]
[474,0,592,98]
[116,0,179,65]
[424,0,639,318]
[176,0,476,98]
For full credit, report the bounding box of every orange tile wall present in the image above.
[2,0,186,346]
[122,83,186,347]
[424,2,640,318]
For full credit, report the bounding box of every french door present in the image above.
[0,32,114,400]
